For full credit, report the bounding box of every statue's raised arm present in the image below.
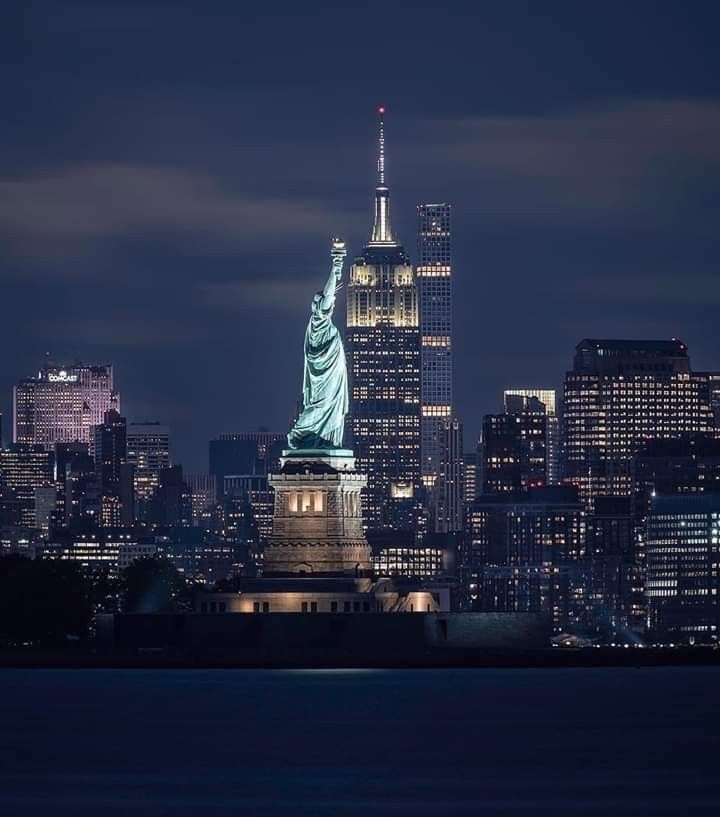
[286,238,350,452]
[318,239,347,310]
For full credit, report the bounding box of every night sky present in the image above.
[2,1,720,470]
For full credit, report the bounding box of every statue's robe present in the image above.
[287,294,348,450]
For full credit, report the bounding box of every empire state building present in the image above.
[346,109,421,532]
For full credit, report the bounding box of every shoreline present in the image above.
[0,645,718,670]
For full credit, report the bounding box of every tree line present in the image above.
[0,555,197,647]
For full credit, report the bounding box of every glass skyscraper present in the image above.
[563,339,715,508]
[416,204,452,492]
[346,110,421,531]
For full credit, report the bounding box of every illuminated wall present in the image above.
[346,248,421,531]
[13,364,118,449]
[126,422,171,509]
[645,493,720,641]
[563,340,714,508]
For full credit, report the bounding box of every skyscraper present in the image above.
[584,495,640,634]
[346,109,421,531]
[463,485,586,629]
[208,431,284,501]
[417,203,452,493]
[13,364,118,449]
[563,339,714,507]
[435,417,464,534]
[645,493,720,642]
[0,445,54,528]
[147,466,193,528]
[186,473,217,524]
[93,410,133,526]
[482,396,547,494]
[64,453,99,525]
[504,388,560,484]
[126,422,170,511]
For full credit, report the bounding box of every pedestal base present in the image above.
[263,453,372,576]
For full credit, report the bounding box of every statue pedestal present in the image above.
[264,451,372,576]
[280,448,356,472]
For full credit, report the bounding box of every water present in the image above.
[0,667,718,816]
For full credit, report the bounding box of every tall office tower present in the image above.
[186,473,217,524]
[346,109,421,531]
[585,496,642,634]
[435,417,464,534]
[630,432,720,629]
[64,453,100,525]
[223,474,274,535]
[148,466,193,527]
[126,422,171,510]
[208,431,284,501]
[645,493,720,642]
[0,445,54,528]
[504,389,560,484]
[54,442,89,526]
[13,364,118,449]
[417,203,452,495]
[34,485,59,534]
[563,339,714,508]
[463,486,586,629]
[482,395,547,494]
[93,410,132,526]
[632,434,720,522]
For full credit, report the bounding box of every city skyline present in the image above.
[3,2,720,470]
[3,6,720,815]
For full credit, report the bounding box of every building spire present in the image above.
[377,106,386,186]
[370,106,395,246]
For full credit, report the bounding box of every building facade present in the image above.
[93,410,133,526]
[645,493,720,642]
[584,496,643,634]
[186,473,217,524]
[13,364,118,449]
[0,445,54,528]
[632,433,720,523]
[126,422,170,511]
[482,396,547,494]
[208,432,284,501]
[346,110,421,531]
[463,486,586,630]
[435,417,464,533]
[504,388,560,484]
[417,203,452,495]
[563,339,714,508]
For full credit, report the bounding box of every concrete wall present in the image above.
[100,611,551,657]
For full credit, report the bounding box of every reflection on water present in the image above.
[0,667,718,816]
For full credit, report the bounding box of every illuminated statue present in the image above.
[287,238,349,451]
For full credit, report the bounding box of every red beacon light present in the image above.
[378,106,385,114]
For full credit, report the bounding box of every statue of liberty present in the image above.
[287,238,349,451]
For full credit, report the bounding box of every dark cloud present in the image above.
[0,163,341,259]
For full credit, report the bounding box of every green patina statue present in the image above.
[287,238,349,451]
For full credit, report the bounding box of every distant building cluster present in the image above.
[2,115,719,646]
